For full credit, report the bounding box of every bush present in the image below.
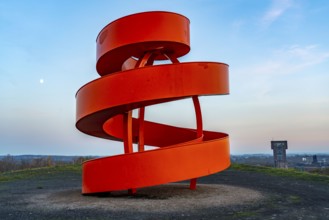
[0,155,17,172]
[310,168,329,176]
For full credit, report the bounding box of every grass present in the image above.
[2,162,328,185]
[310,167,329,175]
[288,195,301,204]
[0,164,82,182]
[230,163,329,184]
[233,211,259,218]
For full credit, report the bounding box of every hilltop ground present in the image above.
[0,164,328,219]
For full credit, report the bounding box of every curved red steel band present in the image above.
[76,11,230,194]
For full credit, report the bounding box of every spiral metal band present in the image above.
[76,11,230,194]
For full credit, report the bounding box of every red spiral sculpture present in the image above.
[76,11,230,194]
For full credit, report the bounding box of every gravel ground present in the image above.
[0,167,328,219]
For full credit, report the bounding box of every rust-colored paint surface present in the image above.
[76,11,230,194]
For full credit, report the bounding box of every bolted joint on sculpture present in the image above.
[76,11,230,195]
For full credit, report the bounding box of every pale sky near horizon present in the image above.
[0,0,328,156]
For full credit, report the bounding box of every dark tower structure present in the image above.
[271,140,288,168]
[312,155,318,165]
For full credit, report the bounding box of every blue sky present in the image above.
[0,0,328,155]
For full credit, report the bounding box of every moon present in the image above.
[39,79,44,84]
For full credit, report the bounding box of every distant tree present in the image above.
[46,156,53,167]
[20,159,31,169]
[0,154,17,172]
[31,158,43,168]
[73,156,93,164]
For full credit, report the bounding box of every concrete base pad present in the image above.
[28,183,264,213]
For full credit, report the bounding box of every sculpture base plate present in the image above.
[27,183,264,213]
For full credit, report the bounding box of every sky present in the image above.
[0,0,328,156]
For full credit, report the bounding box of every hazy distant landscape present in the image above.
[1,153,328,175]
[0,155,91,173]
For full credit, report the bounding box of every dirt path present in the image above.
[0,167,328,219]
